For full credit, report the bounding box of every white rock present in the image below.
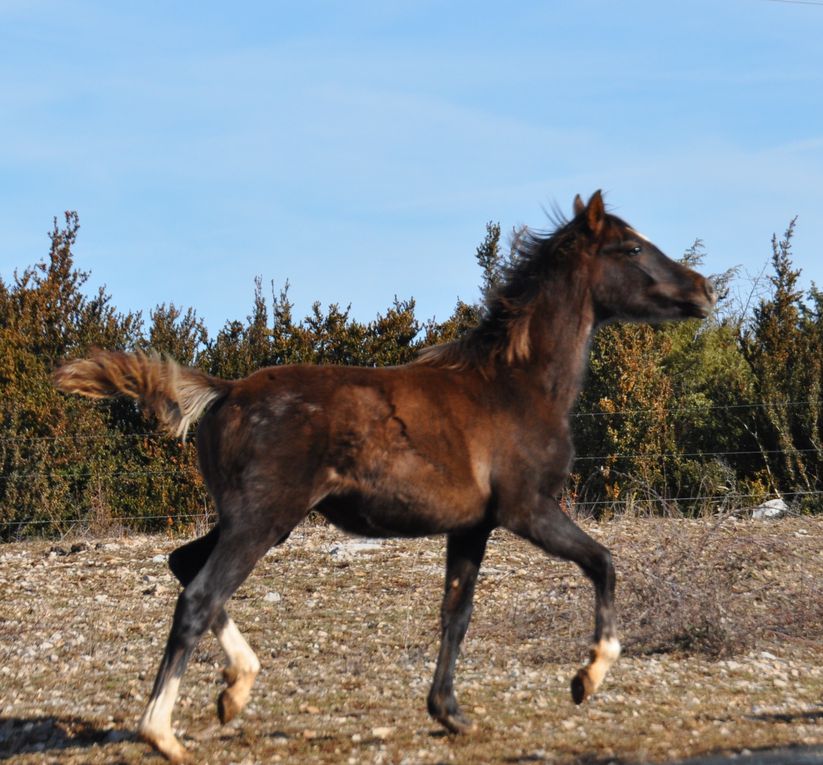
[328,539,384,558]
[752,498,787,519]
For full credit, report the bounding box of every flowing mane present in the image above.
[415,212,584,373]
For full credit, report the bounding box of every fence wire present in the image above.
[2,399,822,538]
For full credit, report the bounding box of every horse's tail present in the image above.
[53,350,230,440]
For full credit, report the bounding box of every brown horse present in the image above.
[54,191,716,762]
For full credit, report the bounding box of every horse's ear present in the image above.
[585,190,605,237]
[573,194,585,217]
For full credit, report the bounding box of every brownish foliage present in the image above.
[3,212,823,538]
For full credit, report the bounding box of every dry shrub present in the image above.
[610,516,822,658]
[616,520,747,657]
[476,516,822,665]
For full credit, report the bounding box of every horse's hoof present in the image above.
[139,728,192,764]
[437,711,477,735]
[570,669,593,705]
[218,689,241,725]
[218,666,257,724]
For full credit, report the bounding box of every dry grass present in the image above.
[0,515,821,764]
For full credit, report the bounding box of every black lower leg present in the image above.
[428,525,490,733]
[139,584,219,752]
[592,549,616,642]
[146,528,226,711]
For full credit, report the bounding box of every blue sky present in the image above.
[2,0,822,335]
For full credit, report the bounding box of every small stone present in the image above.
[264,591,282,604]
[751,498,787,519]
[371,726,393,740]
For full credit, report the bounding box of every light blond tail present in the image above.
[53,350,229,439]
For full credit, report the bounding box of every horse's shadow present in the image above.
[0,715,135,761]
[748,708,823,724]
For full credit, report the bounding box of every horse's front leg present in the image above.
[427,524,491,733]
[508,498,620,704]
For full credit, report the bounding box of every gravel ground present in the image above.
[0,516,821,764]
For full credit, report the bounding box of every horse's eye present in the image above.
[628,246,642,256]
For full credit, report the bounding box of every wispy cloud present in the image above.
[2,0,822,332]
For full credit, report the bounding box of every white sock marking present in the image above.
[215,617,260,677]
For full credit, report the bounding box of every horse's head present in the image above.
[573,191,717,325]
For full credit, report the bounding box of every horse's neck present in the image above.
[526,287,595,415]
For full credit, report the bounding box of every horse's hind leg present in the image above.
[140,513,302,763]
[427,525,490,733]
[167,528,260,724]
[509,500,619,705]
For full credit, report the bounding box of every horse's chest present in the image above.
[512,429,574,495]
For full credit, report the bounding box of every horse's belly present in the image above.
[316,476,485,538]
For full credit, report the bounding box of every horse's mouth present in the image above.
[679,300,714,319]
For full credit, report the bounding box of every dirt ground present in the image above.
[0,515,821,764]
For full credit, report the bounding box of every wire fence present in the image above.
[2,398,822,539]
[6,490,818,527]
[567,489,823,514]
[0,510,216,532]
[570,398,823,418]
